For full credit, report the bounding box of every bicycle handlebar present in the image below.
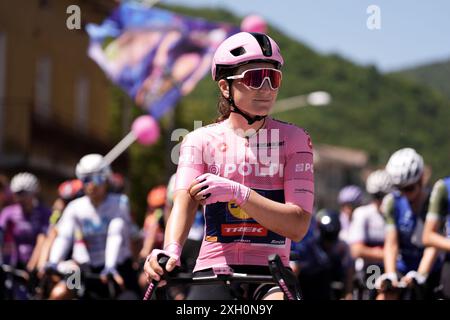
[143,254,301,300]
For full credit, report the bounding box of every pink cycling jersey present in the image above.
[175,117,314,272]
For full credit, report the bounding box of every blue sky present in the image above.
[163,0,450,72]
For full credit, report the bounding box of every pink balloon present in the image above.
[241,15,268,34]
[131,115,160,145]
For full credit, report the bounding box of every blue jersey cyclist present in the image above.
[377,148,441,299]
[423,176,450,299]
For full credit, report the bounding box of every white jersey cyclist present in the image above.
[349,203,385,249]
[49,154,132,272]
[49,193,132,270]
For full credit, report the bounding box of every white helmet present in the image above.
[366,169,392,194]
[385,148,424,187]
[338,185,363,206]
[10,172,40,194]
[75,154,111,180]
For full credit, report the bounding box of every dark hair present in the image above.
[215,94,232,123]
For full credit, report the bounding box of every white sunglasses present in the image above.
[226,68,282,90]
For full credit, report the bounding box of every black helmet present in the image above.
[316,209,341,242]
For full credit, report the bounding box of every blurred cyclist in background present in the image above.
[47,154,139,300]
[377,148,441,300]
[0,175,12,212]
[109,173,126,194]
[290,209,354,300]
[139,185,166,262]
[0,173,51,272]
[422,176,450,299]
[349,169,392,299]
[108,172,142,265]
[0,174,11,265]
[36,179,85,277]
[338,185,363,244]
[138,185,166,293]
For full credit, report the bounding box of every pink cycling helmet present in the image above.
[211,32,284,81]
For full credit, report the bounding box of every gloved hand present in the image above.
[375,272,398,290]
[100,267,125,289]
[100,267,120,278]
[190,173,251,206]
[144,243,182,284]
[404,271,427,286]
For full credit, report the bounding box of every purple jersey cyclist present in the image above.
[0,173,50,269]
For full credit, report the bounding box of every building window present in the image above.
[75,76,89,133]
[0,32,6,152]
[34,56,52,120]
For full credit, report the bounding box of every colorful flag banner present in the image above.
[86,2,238,119]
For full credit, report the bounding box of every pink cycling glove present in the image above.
[148,242,182,267]
[194,173,251,206]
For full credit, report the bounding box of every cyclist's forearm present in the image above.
[164,191,198,248]
[241,190,311,242]
[37,230,57,269]
[417,246,438,276]
[27,233,46,271]
[422,219,450,251]
[344,265,354,295]
[423,230,450,251]
[48,236,72,264]
[351,243,384,262]
[384,229,398,274]
[105,218,125,269]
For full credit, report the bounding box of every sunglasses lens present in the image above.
[82,175,106,185]
[242,69,281,89]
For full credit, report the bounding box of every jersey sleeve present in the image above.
[55,202,77,240]
[283,127,314,214]
[49,203,77,263]
[381,193,396,231]
[174,130,206,191]
[426,179,448,222]
[348,207,366,244]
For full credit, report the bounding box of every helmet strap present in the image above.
[226,79,266,125]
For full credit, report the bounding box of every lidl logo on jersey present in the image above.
[221,224,268,236]
[228,202,250,220]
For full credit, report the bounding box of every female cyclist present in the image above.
[376,148,440,300]
[144,32,314,300]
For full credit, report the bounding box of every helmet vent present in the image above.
[250,33,272,57]
[230,47,246,56]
